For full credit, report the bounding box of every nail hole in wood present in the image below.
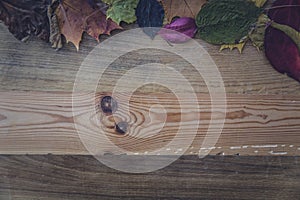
[115,121,128,135]
[100,96,118,114]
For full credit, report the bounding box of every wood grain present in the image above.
[0,91,299,155]
[0,2,300,198]
[0,23,299,94]
[0,155,299,199]
[1,22,300,156]
[1,20,300,156]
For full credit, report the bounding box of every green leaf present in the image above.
[104,0,139,24]
[102,0,114,4]
[248,14,268,50]
[196,0,263,45]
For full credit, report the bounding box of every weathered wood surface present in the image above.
[0,5,300,199]
[0,91,300,155]
[0,23,299,94]
[1,23,300,155]
[0,155,299,200]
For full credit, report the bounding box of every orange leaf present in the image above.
[55,0,121,50]
[160,0,207,23]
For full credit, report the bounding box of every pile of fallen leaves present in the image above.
[0,0,206,50]
[0,0,299,82]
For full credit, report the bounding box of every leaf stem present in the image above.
[265,5,300,10]
[270,21,300,51]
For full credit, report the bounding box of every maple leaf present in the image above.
[0,0,50,42]
[103,0,139,24]
[55,0,121,50]
[160,0,207,23]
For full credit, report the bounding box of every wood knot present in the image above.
[226,110,252,120]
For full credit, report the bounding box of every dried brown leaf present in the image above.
[160,0,207,22]
[0,0,50,41]
[55,0,121,50]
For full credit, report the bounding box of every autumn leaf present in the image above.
[136,0,165,38]
[48,0,62,49]
[248,14,268,50]
[196,0,262,45]
[159,17,197,43]
[0,0,50,42]
[103,0,139,24]
[160,0,206,23]
[219,42,246,53]
[250,0,268,8]
[55,0,121,50]
[265,0,300,82]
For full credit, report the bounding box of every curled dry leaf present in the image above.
[0,0,50,42]
[48,0,62,49]
[160,0,207,23]
[55,0,121,50]
[159,17,197,43]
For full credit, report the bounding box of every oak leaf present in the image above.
[55,0,121,50]
[160,0,206,23]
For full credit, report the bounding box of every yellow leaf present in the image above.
[219,42,246,54]
[250,0,267,8]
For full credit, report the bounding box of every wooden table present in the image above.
[0,22,299,199]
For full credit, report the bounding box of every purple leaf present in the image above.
[264,0,300,82]
[159,17,197,43]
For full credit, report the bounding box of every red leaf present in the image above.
[264,0,300,82]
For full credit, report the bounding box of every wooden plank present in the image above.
[0,155,299,199]
[0,23,300,94]
[1,14,300,156]
[0,91,300,155]
[0,2,299,198]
